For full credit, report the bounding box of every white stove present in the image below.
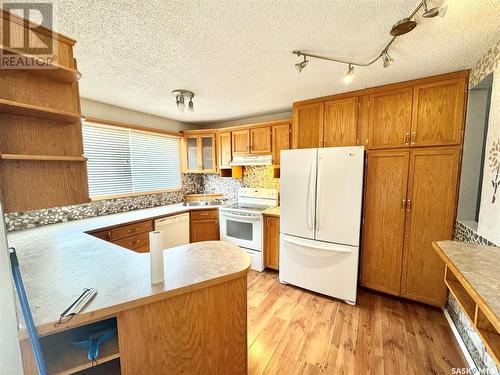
[219,188,278,271]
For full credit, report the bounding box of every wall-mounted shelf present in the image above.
[40,329,119,375]
[0,44,82,83]
[0,154,86,162]
[218,166,243,178]
[0,99,82,123]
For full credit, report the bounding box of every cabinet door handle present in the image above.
[405,133,410,145]
[411,132,416,144]
[106,232,112,241]
[406,199,412,211]
[401,199,407,209]
[128,227,140,233]
[199,213,209,216]
[129,239,140,246]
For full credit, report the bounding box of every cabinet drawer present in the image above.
[191,210,218,220]
[109,220,153,241]
[90,229,113,242]
[113,232,150,251]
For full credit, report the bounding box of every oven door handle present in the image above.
[220,212,261,221]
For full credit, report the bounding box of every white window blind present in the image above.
[82,122,181,198]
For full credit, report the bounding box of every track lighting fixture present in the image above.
[295,55,308,73]
[292,0,445,81]
[382,50,394,68]
[172,89,195,113]
[343,64,354,84]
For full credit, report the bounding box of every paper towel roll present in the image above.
[149,231,164,284]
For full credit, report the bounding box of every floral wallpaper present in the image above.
[476,39,500,244]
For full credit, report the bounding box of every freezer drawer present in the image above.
[279,234,359,304]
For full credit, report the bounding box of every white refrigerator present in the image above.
[280,146,364,305]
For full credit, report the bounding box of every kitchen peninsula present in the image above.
[8,204,250,375]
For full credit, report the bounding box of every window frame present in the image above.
[82,117,183,201]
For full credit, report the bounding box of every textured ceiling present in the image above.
[50,0,500,123]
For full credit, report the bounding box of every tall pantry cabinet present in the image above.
[292,70,468,307]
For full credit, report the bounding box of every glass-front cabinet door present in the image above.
[182,133,217,173]
[201,135,215,171]
[186,136,199,171]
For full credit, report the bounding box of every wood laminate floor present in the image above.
[247,270,467,375]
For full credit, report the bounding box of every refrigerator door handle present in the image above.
[283,236,353,254]
[306,160,315,230]
[316,157,322,231]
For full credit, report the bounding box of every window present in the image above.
[82,122,181,198]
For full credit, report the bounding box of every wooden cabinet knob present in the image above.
[106,232,112,241]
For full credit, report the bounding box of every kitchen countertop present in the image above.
[7,203,250,336]
[434,240,500,323]
[263,206,280,217]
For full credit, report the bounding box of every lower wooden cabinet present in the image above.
[88,219,153,252]
[361,147,461,307]
[190,209,220,243]
[400,148,461,306]
[264,215,280,270]
[360,151,409,295]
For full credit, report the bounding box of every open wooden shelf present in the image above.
[218,166,243,178]
[440,261,500,367]
[0,154,86,162]
[0,44,82,83]
[41,329,119,375]
[445,269,476,321]
[0,99,82,123]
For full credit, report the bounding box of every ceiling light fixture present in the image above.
[343,64,354,84]
[295,54,309,73]
[172,89,194,113]
[292,0,444,81]
[382,50,394,68]
[422,0,440,18]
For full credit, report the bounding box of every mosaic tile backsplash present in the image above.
[4,173,204,231]
[203,166,279,200]
[3,167,279,231]
[450,220,499,375]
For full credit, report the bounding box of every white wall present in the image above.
[81,98,196,132]
[203,111,292,128]
[457,89,489,221]
[478,70,500,244]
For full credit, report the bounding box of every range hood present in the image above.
[230,155,272,166]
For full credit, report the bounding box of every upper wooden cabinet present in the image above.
[272,123,290,166]
[292,102,323,149]
[181,132,217,173]
[324,97,359,147]
[231,126,273,156]
[292,71,468,152]
[232,129,250,155]
[250,127,272,154]
[367,87,413,149]
[411,78,466,147]
[217,131,232,168]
